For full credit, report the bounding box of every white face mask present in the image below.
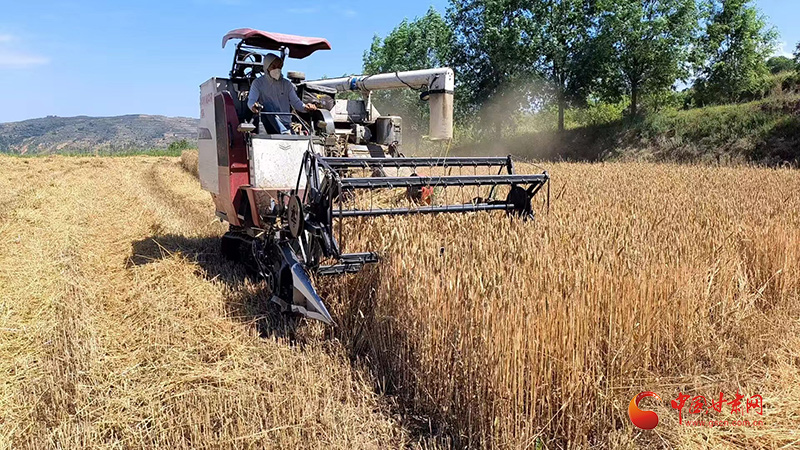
[269,69,281,80]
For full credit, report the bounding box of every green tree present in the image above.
[794,42,800,70]
[597,0,698,116]
[766,56,796,74]
[448,0,539,135]
[362,7,453,139]
[693,0,778,104]
[528,0,601,131]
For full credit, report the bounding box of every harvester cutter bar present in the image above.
[317,253,379,276]
[320,156,513,169]
[338,174,548,190]
[335,203,513,218]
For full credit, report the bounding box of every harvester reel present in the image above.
[225,154,548,327]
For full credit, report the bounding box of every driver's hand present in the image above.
[251,102,263,113]
[305,103,318,111]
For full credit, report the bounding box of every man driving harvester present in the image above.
[247,53,317,134]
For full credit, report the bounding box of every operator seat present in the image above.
[229,83,260,133]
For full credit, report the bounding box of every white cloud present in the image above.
[0,51,50,68]
[287,7,319,13]
[775,41,795,58]
[0,34,49,68]
[342,9,357,17]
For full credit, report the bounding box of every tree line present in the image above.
[364,0,793,135]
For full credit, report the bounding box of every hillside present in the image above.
[1,154,798,448]
[455,94,800,166]
[0,115,198,155]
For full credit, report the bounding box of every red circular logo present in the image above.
[629,391,660,429]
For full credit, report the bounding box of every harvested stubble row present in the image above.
[0,156,405,449]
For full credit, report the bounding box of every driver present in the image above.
[247,53,317,134]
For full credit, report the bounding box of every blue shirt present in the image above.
[247,75,306,125]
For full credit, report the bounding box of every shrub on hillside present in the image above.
[767,56,797,74]
[570,100,628,127]
[779,73,800,94]
[168,139,192,153]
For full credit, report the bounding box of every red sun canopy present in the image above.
[222,28,332,59]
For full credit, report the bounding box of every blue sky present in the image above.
[0,0,795,123]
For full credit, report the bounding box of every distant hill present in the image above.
[0,115,198,155]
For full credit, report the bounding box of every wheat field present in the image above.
[1,154,798,449]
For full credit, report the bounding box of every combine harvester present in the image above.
[198,29,549,325]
